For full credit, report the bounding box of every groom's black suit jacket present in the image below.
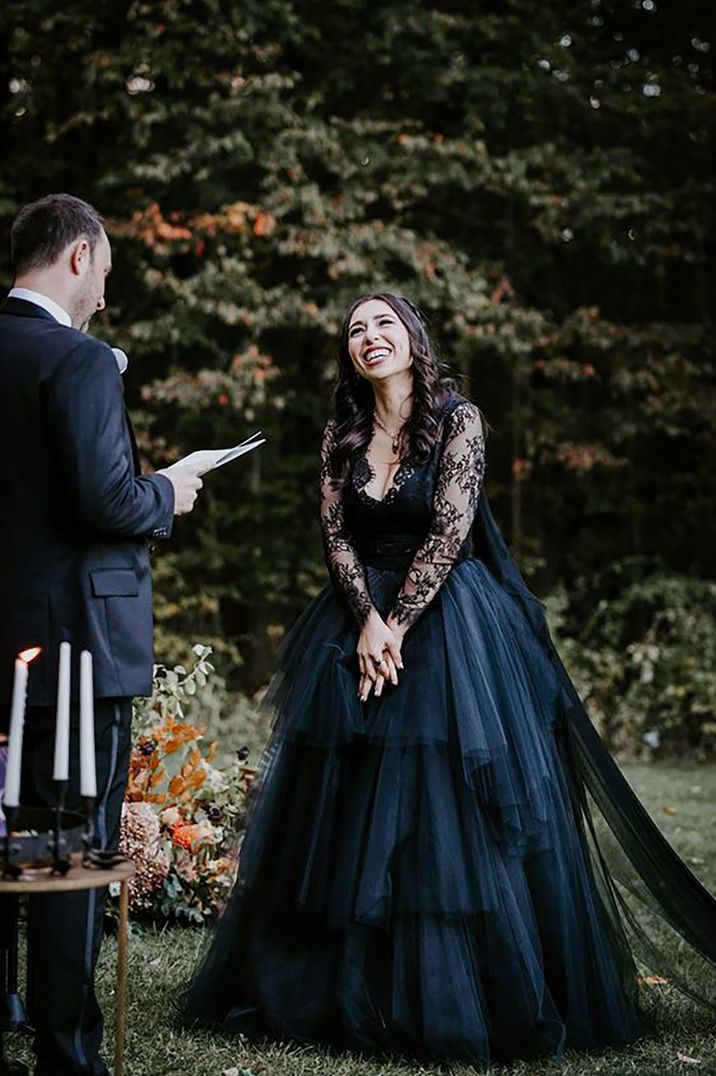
[0,296,175,710]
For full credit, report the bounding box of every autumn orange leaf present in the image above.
[252,211,276,237]
[169,774,185,798]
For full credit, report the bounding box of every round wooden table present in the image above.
[0,858,135,1076]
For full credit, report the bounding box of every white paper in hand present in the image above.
[174,431,265,475]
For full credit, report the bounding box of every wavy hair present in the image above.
[329,292,458,486]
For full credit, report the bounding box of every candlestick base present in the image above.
[0,807,84,878]
[81,796,96,868]
[1,856,21,882]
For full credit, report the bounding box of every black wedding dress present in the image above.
[182,397,716,1065]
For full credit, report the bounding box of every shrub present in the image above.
[549,565,716,757]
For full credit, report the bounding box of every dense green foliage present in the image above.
[550,565,716,756]
[1,2,714,745]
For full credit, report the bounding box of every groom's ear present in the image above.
[68,237,92,277]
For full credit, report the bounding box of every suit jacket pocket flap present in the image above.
[90,569,140,597]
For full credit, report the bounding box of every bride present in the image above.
[181,291,715,1064]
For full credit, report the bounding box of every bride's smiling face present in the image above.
[347,299,412,383]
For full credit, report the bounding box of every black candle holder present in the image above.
[81,795,95,868]
[51,780,71,876]
[78,799,121,869]
[2,806,21,880]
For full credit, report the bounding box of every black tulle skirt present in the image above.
[181,558,648,1064]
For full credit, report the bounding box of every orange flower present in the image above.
[170,821,213,852]
[171,823,200,850]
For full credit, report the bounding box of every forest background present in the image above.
[1,0,714,755]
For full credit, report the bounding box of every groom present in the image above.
[0,193,204,1075]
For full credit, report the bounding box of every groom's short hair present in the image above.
[11,193,105,276]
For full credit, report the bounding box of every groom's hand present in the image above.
[157,461,204,515]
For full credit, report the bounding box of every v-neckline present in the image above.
[355,453,410,505]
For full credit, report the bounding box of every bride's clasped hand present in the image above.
[356,609,404,701]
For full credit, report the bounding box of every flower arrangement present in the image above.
[118,646,256,923]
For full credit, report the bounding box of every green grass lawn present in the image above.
[7,764,716,1076]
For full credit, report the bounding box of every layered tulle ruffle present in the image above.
[182,560,647,1063]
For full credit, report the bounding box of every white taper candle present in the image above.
[53,641,71,782]
[79,650,97,798]
[4,659,28,809]
[4,648,41,810]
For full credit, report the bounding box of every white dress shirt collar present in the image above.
[7,287,72,327]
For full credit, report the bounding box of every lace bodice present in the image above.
[320,398,486,630]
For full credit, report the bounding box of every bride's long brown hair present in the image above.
[328,292,458,487]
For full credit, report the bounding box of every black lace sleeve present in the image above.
[389,401,485,630]
[320,420,375,626]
